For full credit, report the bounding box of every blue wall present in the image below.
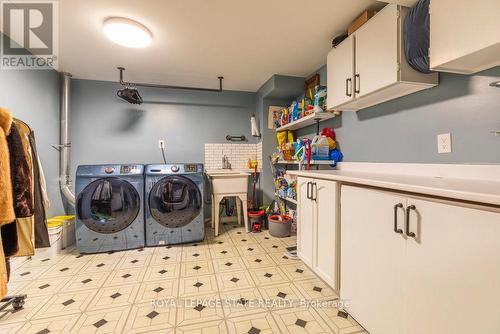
[296,65,500,163]
[70,79,257,174]
[0,69,63,216]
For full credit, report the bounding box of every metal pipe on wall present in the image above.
[60,72,75,206]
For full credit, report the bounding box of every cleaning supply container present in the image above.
[311,135,330,160]
[45,218,64,257]
[268,215,292,238]
[248,210,265,232]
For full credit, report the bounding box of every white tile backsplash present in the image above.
[204,143,262,171]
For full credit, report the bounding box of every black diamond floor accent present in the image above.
[241,239,247,242]
[194,304,206,312]
[217,241,224,244]
[272,245,278,248]
[158,269,167,274]
[163,256,170,260]
[264,237,269,239]
[36,329,50,334]
[93,319,107,328]
[153,287,164,293]
[59,267,69,272]
[238,298,248,305]
[146,311,159,319]
[254,259,262,263]
[76,254,84,258]
[62,299,75,306]
[122,274,131,279]
[237,232,242,234]
[138,248,144,252]
[264,273,273,278]
[225,262,233,267]
[282,256,288,259]
[295,269,304,274]
[193,265,201,270]
[131,259,139,264]
[277,292,287,299]
[20,272,30,276]
[192,253,200,257]
[110,292,122,299]
[41,258,50,262]
[313,286,323,292]
[92,238,98,242]
[295,319,307,328]
[248,326,261,334]
[39,284,50,289]
[247,248,254,251]
[230,277,239,283]
[220,250,227,254]
[193,282,203,288]
[96,263,105,268]
[81,278,92,284]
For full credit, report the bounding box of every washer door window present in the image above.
[77,177,140,234]
[149,176,202,228]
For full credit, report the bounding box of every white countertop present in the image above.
[287,166,500,206]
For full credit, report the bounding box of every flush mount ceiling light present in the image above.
[103,17,152,48]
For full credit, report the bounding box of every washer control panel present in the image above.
[120,165,141,174]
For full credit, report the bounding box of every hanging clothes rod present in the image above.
[117,67,224,92]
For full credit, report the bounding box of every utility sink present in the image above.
[206,169,250,194]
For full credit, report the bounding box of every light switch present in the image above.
[437,133,452,154]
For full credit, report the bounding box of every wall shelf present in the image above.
[275,111,338,132]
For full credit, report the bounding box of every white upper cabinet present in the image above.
[327,4,438,112]
[430,0,500,74]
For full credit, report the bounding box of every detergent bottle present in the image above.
[311,135,330,160]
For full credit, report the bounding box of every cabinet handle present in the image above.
[393,203,403,234]
[311,183,317,201]
[355,74,360,94]
[306,182,311,199]
[346,78,352,97]
[405,205,416,238]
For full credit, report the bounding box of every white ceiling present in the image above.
[56,0,384,91]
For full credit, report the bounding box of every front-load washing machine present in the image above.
[75,164,145,253]
[145,164,204,246]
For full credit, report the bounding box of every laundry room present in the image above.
[1,0,500,333]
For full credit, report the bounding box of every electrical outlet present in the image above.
[437,133,452,154]
[158,139,165,149]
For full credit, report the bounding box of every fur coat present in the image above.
[0,108,15,225]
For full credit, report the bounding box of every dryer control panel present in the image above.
[120,165,142,174]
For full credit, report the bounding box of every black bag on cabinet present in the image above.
[404,0,433,74]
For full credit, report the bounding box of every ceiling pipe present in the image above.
[59,72,75,206]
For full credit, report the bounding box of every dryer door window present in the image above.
[149,176,202,228]
[77,177,140,233]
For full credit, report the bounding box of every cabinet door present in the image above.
[341,186,406,334]
[354,4,399,98]
[297,177,314,267]
[327,35,355,110]
[404,199,500,334]
[314,179,338,289]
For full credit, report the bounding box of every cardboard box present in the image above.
[348,9,377,35]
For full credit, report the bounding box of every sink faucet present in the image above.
[222,155,232,169]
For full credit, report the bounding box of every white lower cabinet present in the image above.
[297,177,338,289]
[341,185,500,334]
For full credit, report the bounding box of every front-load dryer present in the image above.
[75,164,145,253]
[145,164,204,246]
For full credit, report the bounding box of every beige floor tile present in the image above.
[175,319,227,334]
[153,244,184,255]
[179,274,219,297]
[87,283,140,311]
[5,279,31,296]
[143,263,180,281]
[16,313,80,334]
[135,278,179,304]
[257,282,306,310]
[249,266,290,287]
[206,238,234,250]
[209,246,241,259]
[21,275,71,297]
[0,294,49,324]
[230,235,257,246]
[269,252,301,266]
[182,242,210,253]
[61,271,111,292]
[216,270,256,292]
[225,311,281,334]
[92,250,126,261]
[280,263,317,282]
[9,265,49,282]
[103,267,147,287]
[77,256,121,274]
[271,307,332,333]
[32,289,97,320]
[176,293,224,327]
[259,240,288,254]
[236,243,267,257]
[72,305,131,333]
[219,288,267,319]
[280,236,298,247]
[313,304,364,334]
[116,254,153,270]
[56,252,96,265]
[122,302,175,333]
[0,321,24,334]
[212,257,247,273]
[149,251,182,265]
[42,260,87,278]
[13,256,63,270]
[293,278,339,302]
[182,249,211,262]
[242,254,277,270]
[180,259,215,277]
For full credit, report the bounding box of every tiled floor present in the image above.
[1,222,365,334]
